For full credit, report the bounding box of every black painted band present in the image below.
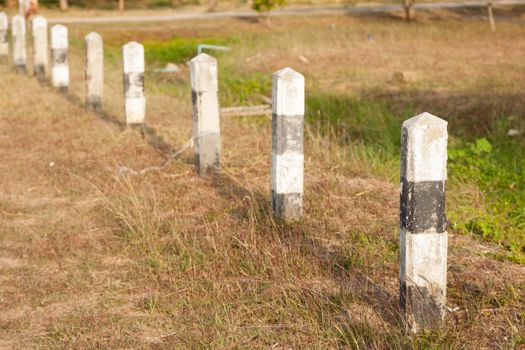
[124,72,144,98]
[400,178,446,233]
[272,113,304,155]
[52,48,67,64]
[400,281,444,329]
[272,191,303,219]
[33,64,45,77]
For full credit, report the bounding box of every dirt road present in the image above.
[47,0,525,24]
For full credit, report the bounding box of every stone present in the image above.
[393,70,419,83]
[154,62,180,73]
[507,129,521,137]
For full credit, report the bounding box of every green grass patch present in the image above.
[448,137,525,263]
[305,93,525,263]
[144,37,232,65]
[219,69,272,105]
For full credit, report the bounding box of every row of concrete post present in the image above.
[0,12,448,334]
[0,12,141,122]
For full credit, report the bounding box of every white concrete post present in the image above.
[85,32,103,112]
[400,112,448,333]
[0,13,8,64]
[11,15,26,73]
[271,67,304,221]
[18,0,26,16]
[190,53,220,176]
[31,16,48,79]
[122,41,145,124]
[51,24,69,91]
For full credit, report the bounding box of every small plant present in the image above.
[449,137,525,262]
[251,0,286,25]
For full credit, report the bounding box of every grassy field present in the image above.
[0,7,524,349]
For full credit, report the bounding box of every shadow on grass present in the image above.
[51,85,184,158]
[211,171,402,329]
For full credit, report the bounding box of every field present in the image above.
[0,6,524,349]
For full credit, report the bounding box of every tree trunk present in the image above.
[487,0,496,32]
[118,0,125,13]
[403,0,414,22]
[207,0,218,11]
[59,0,68,11]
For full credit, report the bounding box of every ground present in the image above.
[0,7,524,349]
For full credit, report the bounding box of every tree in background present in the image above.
[487,0,496,31]
[403,0,414,21]
[118,0,124,12]
[59,0,68,11]
[252,0,285,25]
[207,0,218,12]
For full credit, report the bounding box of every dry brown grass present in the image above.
[0,9,524,349]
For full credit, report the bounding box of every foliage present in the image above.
[251,0,286,14]
[449,138,525,262]
[219,70,271,105]
[303,93,525,263]
[144,37,230,65]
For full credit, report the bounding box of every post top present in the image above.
[123,41,144,73]
[0,11,7,22]
[85,31,102,41]
[51,24,68,49]
[402,112,447,130]
[190,53,217,64]
[123,41,143,50]
[401,112,448,182]
[190,53,218,91]
[32,15,47,27]
[272,67,305,116]
[52,23,67,32]
[12,14,24,22]
[274,67,304,82]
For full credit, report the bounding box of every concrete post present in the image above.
[271,67,304,221]
[11,15,26,73]
[122,41,145,124]
[400,112,448,333]
[0,13,8,64]
[85,32,103,112]
[31,15,48,79]
[18,0,26,16]
[50,24,69,91]
[190,53,220,176]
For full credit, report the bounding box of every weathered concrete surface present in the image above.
[18,0,29,16]
[190,53,220,176]
[399,112,448,333]
[51,24,69,91]
[122,41,145,124]
[271,67,304,221]
[85,32,103,112]
[11,15,26,73]
[32,16,48,79]
[0,12,8,64]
